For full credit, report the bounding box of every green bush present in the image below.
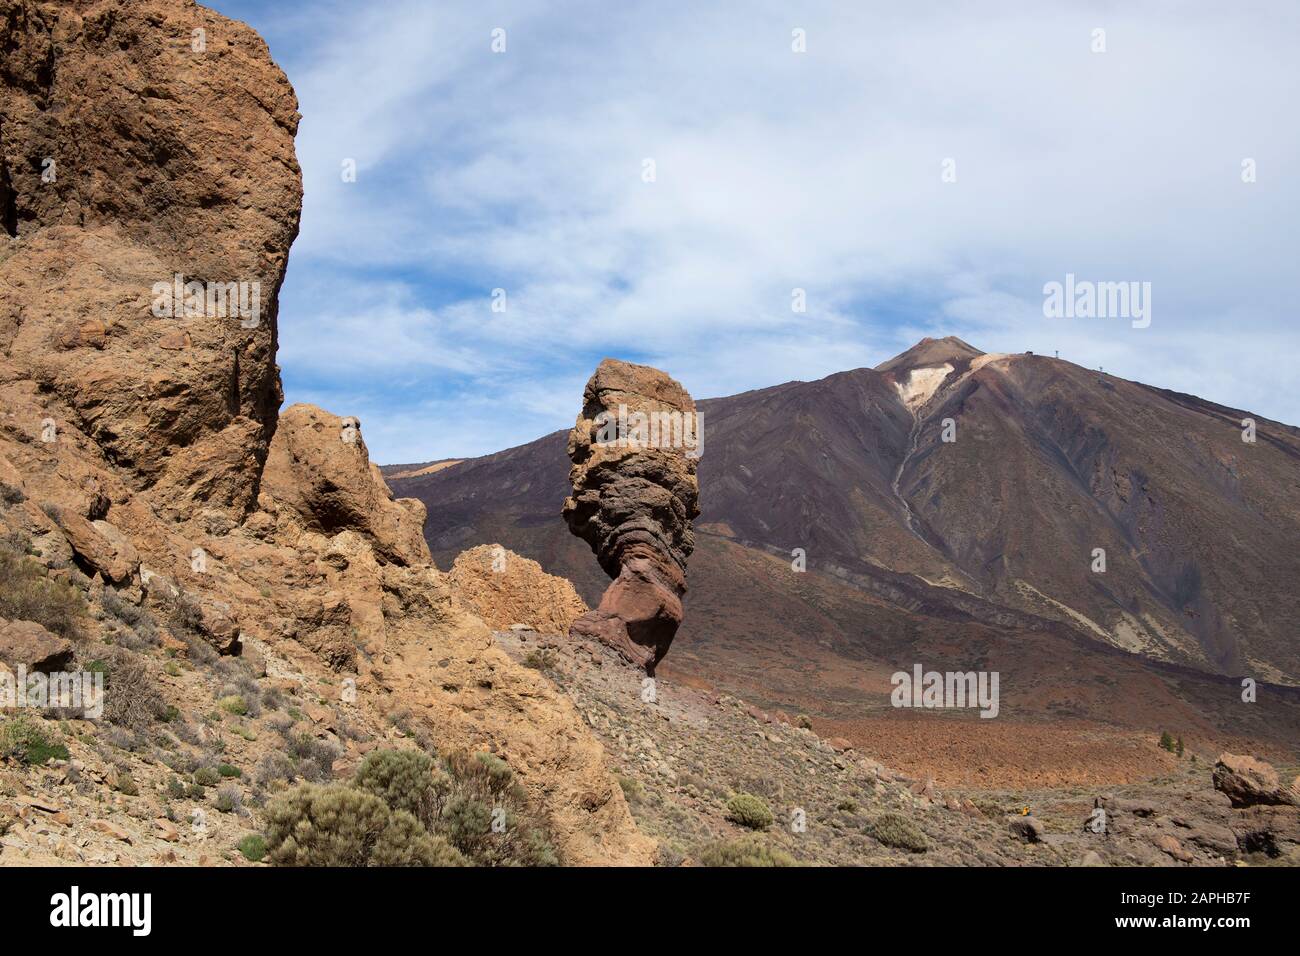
[263,783,466,867]
[218,695,248,716]
[0,715,69,765]
[442,794,494,855]
[865,812,928,853]
[0,549,85,638]
[237,834,267,863]
[353,749,448,830]
[193,766,220,788]
[217,764,242,778]
[725,792,774,830]
[697,835,795,867]
[615,773,645,805]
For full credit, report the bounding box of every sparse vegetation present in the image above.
[0,715,69,766]
[865,812,928,853]
[725,792,774,830]
[262,783,466,866]
[0,548,85,638]
[697,835,795,867]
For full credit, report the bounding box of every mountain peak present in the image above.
[875,336,985,373]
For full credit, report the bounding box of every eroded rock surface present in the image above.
[562,359,701,673]
[449,544,588,635]
[0,0,303,518]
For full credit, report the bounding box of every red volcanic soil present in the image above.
[815,713,1179,789]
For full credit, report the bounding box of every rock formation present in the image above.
[562,359,701,673]
[449,544,589,634]
[0,0,653,866]
[0,0,302,519]
[1213,753,1300,808]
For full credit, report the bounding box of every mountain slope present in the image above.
[389,339,1300,770]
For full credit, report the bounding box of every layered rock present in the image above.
[0,0,302,518]
[449,544,589,634]
[562,359,701,673]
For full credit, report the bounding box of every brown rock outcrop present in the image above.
[259,405,430,566]
[449,544,588,634]
[1213,753,1300,808]
[562,359,701,673]
[0,619,73,672]
[0,0,302,518]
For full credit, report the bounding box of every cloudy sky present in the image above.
[210,0,1299,464]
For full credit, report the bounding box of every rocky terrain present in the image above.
[1,0,1296,870]
[492,612,1300,867]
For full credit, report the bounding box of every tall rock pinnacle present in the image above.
[562,359,702,673]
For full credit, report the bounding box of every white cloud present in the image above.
[245,0,1300,461]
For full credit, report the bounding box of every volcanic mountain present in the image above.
[389,338,1300,780]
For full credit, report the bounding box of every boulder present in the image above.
[448,544,588,634]
[1213,753,1300,808]
[260,405,430,566]
[1008,814,1045,843]
[562,360,701,672]
[0,619,74,672]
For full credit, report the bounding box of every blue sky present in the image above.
[209,0,1299,463]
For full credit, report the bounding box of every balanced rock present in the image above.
[562,359,701,672]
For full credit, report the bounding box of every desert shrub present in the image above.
[865,812,928,853]
[217,763,241,778]
[110,765,139,796]
[354,749,448,830]
[283,732,340,783]
[263,783,466,867]
[166,777,186,799]
[441,795,494,855]
[522,648,557,672]
[697,835,795,867]
[0,715,69,765]
[0,482,26,506]
[100,649,165,730]
[725,792,774,830]
[256,752,296,789]
[237,834,267,862]
[194,766,220,788]
[217,694,247,716]
[1159,731,1175,752]
[215,783,242,814]
[795,714,814,730]
[0,549,85,638]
